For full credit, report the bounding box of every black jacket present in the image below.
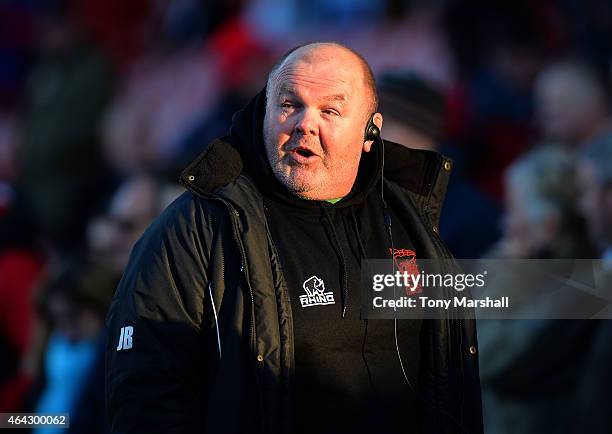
[105,90,484,434]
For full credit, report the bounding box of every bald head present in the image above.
[266,42,378,117]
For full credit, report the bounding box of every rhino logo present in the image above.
[303,276,326,296]
[300,276,335,307]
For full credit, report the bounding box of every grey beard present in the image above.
[264,126,308,196]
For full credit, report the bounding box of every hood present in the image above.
[180,88,453,221]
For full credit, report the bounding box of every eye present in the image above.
[280,101,295,109]
[322,108,340,116]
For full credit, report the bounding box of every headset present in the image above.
[364,113,381,142]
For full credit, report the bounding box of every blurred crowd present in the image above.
[1,0,612,433]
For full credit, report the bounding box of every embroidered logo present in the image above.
[389,248,423,295]
[116,326,134,351]
[299,276,335,307]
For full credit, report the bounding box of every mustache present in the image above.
[283,135,321,152]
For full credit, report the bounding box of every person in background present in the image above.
[24,174,182,433]
[573,133,612,434]
[87,174,183,275]
[0,113,45,413]
[491,145,596,259]
[32,258,118,434]
[534,60,611,148]
[17,10,114,253]
[0,204,43,413]
[479,145,598,434]
[378,71,501,258]
[577,133,612,262]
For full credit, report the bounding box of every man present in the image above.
[534,60,611,148]
[105,42,483,434]
[573,133,612,434]
[577,134,612,263]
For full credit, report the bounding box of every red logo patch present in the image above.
[389,248,423,295]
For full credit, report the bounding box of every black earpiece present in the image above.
[364,113,380,142]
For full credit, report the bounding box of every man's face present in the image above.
[577,162,612,246]
[87,176,157,273]
[263,49,377,200]
[534,67,603,144]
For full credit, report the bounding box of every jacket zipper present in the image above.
[222,200,266,431]
[187,191,265,432]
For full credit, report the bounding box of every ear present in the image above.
[363,112,383,153]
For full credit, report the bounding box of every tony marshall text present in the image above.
[373,296,510,309]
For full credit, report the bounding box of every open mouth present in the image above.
[296,149,313,157]
[293,147,315,158]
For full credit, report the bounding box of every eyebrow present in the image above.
[278,83,297,96]
[277,85,347,104]
[321,94,347,103]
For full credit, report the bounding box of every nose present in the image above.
[294,108,318,136]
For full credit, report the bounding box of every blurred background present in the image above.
[1,0,612,433]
